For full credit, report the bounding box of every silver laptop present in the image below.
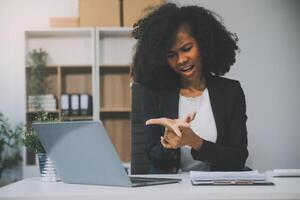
[32,121,181,187]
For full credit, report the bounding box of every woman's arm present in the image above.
[191,82,248,171]
[142,87,180,173]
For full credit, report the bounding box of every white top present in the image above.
[0,175,299,200]
[178,89,217,171]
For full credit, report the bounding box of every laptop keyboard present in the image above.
[130,177,164,183]
[129,176,181,187]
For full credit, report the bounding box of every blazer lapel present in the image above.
[207,76,226,144]
[159,87,179,119]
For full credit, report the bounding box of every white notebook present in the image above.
[190,171,273,185]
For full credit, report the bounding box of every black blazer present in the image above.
[141,75,248,173]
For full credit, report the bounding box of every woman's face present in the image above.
[166,26,202,83]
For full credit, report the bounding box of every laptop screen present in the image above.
[32,121,132,186]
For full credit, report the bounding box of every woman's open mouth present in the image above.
[179,65,194,72]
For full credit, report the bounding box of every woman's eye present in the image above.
[167,53,176,58]
[182,46,192,52]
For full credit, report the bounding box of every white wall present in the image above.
[0,0,79,179]
[171,0,300,171]
[0,0,78,125]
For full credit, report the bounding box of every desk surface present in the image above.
[0,173,300,200]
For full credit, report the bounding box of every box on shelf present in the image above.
[79,0,120,27]
[49,17,79,27]
[27,94,57,112]
[123,0,165,27]
[79,0,164,27]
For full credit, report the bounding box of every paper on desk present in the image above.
[190,170,267,181]
[272,169,300,177]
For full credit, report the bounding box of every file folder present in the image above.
[190,171,274,186]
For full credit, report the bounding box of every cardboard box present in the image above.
[49,17,79,27]
[123,0,165,27]
[79,0,120,27]
[79,0,165,27]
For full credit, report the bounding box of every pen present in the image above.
[192,179,256,185]
[213,180,255,185]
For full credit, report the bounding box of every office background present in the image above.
[0,0,299,177]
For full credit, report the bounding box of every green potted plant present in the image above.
[22,112,58,153]
[22,112,58,182]
[27,48,48,95]
[0,113,23,186]
[26,48,48,110]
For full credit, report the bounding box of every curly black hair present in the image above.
[132,3,239,89]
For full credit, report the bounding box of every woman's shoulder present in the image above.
[207,75,245,97]
[207,75,241,88]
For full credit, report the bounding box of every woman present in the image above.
[132,3,248,173]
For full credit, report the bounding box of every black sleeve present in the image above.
[141,87,180,173]
[191,81,248,171]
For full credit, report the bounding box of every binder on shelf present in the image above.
[80,94,89,115]
[61,94,70,116]
[63,94,92,117]
[70,94,80,116]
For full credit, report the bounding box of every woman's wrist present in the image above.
[189,133,203,150]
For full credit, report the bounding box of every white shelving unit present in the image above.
[96,27,135,163]
[23,27,136,177]
[26,28,95,66]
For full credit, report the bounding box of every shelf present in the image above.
[61,116,93,121]
[99,65,131,74]
[100,107,131,112]
[26,110,59,114]
[26,29,94,66]
[99,64,130,68]
[27,65,92,68]
[60,65,92,68]
[99,72,131,110]
[26,65,58,68]
[61,67,92,95]
[24,28,95,170]
[97,28,135,66]
[97,28,133,162]
[25,28,93,38]
[24,28,134,171]
[97,27,133,37]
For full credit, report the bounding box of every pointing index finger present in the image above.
[145,118,166,126]
[146,118,182,137]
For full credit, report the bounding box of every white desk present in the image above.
[0,173,300,200]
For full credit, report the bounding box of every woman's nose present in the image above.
[177,53,188,65]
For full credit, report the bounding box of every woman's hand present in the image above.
[146,112,203,150]
[146,117,190,137]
